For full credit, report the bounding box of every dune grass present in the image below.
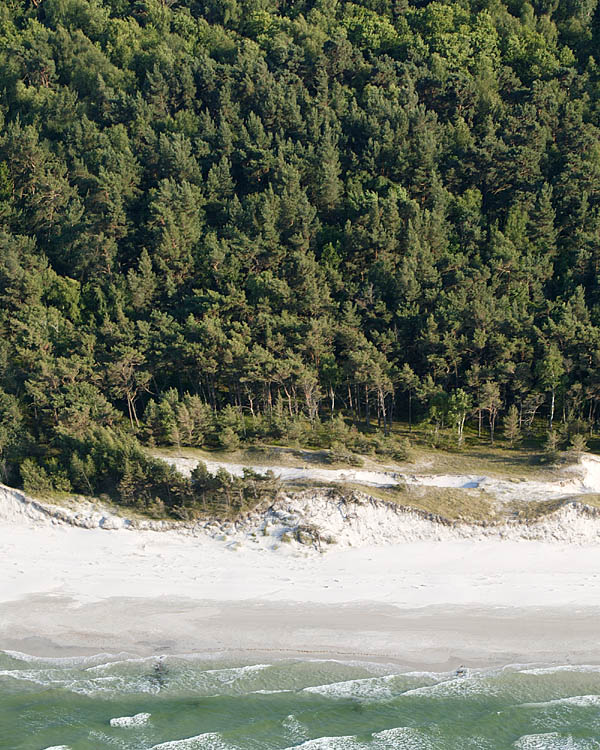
[283,480,501,523]
[506,493,600,522]
[152,439,563,481]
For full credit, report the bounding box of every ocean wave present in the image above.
[400,674,493,699]
[371,726,438,748]
[303,674,397,700]
[150,732,235,749]
[514,732,600,749]
[282,736,363,749]
[282,727,435,750]
[88,729,131,748]
[0,666,162,696]
[282,713,308,742]
[303,658,401,675]
[201,663,271,683]
[85,655,158,673]
[110,711,151,727]
[522,695,600,709]
[0,658,276,698]
[518,665,600,676]
[1,649,129,667]
[401,669,450,680]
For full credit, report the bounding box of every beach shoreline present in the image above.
[3,471,600,673]
[2,596,599,673]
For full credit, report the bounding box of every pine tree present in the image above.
[504,404,520,447]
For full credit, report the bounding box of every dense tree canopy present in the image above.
[2,0,600,510]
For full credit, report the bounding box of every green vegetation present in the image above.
[324,482,501,522]
[2,0,600,513]
[19,424,280,517]
[507,494,600,521]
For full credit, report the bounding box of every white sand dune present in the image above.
[1,479,600,609]
[3,456,600,668]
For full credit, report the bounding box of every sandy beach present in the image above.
[2,479,600,669]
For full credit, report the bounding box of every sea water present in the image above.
[2,652,600,750]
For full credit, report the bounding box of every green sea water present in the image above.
[2,651,600,750]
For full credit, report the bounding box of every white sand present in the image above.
[2,458,600,667]
[2,508,600,609]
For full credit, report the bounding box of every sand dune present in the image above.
[3,457,600,668]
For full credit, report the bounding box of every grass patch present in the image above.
[507,493,600,521]
[263,441,560,480]
[398,485,501,522]
[151,443,369,471]
[394,444,558,481]
[151,440,557,479]
[284,480,500,523]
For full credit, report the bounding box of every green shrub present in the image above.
[569,433,588,457]
[328,440,364,466]
[219,425,241,450]
[20,459,54,496]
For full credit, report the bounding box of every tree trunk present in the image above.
[283,385,293,417]
[519,401,523,428]
[126,393,134,428]
[378,389,388,436]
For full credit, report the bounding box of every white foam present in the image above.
[282,731,435,750]
[283,737,363,750]
[151,733,233,750]
[400,673,502,700]
[42,746,71,750]
[110,711,151,727]
[0,657,276,699]
[303,674,396,699]
[0,666,162,696]
[402,669,450,680]
[2,650,126,667]
[514,733,597,749]
[305,657,399,674]
[400,677,463,698]
[519,664,600,676]
[85,655,157,673]
[523,695,600,709]
[202,663,270,683]
[283,713,308,742]
[372,727,435,749]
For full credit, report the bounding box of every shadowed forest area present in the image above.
[1,0,600,513]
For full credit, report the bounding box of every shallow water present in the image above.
[2,651,600,749]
